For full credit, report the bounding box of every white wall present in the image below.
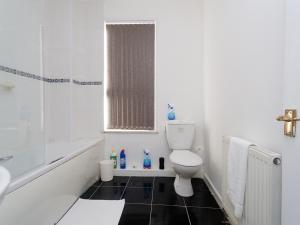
[103,0,205,170]
[43,0,73,143]
[203,0,285,194]
[71,0,104,141]
[43,0,104,143]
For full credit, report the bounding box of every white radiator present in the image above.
[222,137,282,225]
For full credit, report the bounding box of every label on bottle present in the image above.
[120,158,126,169]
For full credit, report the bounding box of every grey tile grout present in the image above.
[186,205,221,210]
[120,176,131,200]
[183,198,192,225]
[89,182,103,200]
[124,202,221,209]
[148,177,155,225]
[126,202,184,207]
[125,202,152,205]
[125,186,153,189]
[152,203,184,207]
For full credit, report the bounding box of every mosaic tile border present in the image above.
[72,79,102,86]
[0,65,102,85]
[0,65,70,83]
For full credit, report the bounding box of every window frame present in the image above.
[103,21,157,133]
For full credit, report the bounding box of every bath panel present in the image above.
[0,138,104,225]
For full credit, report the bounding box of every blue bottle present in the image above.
[143,149,151,169]
[167,104,176,120]
[120,149,126,169]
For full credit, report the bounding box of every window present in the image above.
[104,23,155,131]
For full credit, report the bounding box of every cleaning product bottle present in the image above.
[110,148,117,169]
[143,149,151,169]
[120,149,126,169]
[167,104,176,120]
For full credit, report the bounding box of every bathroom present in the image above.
[0,0,299,225]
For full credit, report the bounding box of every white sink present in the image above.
[0,166,11,205]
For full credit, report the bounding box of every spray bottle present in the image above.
[167,104,176,120]
[143,149,152,169]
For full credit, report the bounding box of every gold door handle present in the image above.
[277,109,299,137]
[276,116,300,122]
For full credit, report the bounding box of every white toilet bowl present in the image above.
[165,120,203,197]
[170,150,203,197]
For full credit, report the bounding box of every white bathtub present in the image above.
[0,137,104,225]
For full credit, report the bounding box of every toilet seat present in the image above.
[170,150,202,167]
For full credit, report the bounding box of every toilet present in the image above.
[166,120,203,197]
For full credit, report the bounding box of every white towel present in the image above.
[58,199,125,225]
[227,137,254,219]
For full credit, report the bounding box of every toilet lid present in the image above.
[170,150,203,167]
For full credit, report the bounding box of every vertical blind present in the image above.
[106,23,155,130]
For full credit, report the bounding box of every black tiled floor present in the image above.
[153,185,185,206]
[80,186,98,199]
[118,204,151,225]
[191,178,209,191]
[153,177,185,206]
[184,191,219,208]
[128,176,154,188]
[101,176,130,187]
[90,186,125,200]
[151,205,190,225]
[80,176,228,225]
[188,207,229,225]
[92,179,102,187]
[154,177,175,189]
[123,187,152,204]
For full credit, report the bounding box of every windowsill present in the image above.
[103,129,159,134]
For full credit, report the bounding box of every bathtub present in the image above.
[0,137,104,225]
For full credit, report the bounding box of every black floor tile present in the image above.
[122,187,152,204]
[128,176,154,188]
[153,187,185,206]
[82,176,223,225]
[90,186,125,200]
[184,191,219,208]
[191,178,209,191]
[153,177,184,206]
[118,204,151,225]
[80,186,98,199]
[188,207,228,225]
[151,205,190,225]
[101,176,130,187]
[92,180,102,187]
[154,177,175,189]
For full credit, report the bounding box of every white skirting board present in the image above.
[113,168,176,177]
[113,167,203,178]
[58,199,125,225]
[203,173,223,208]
